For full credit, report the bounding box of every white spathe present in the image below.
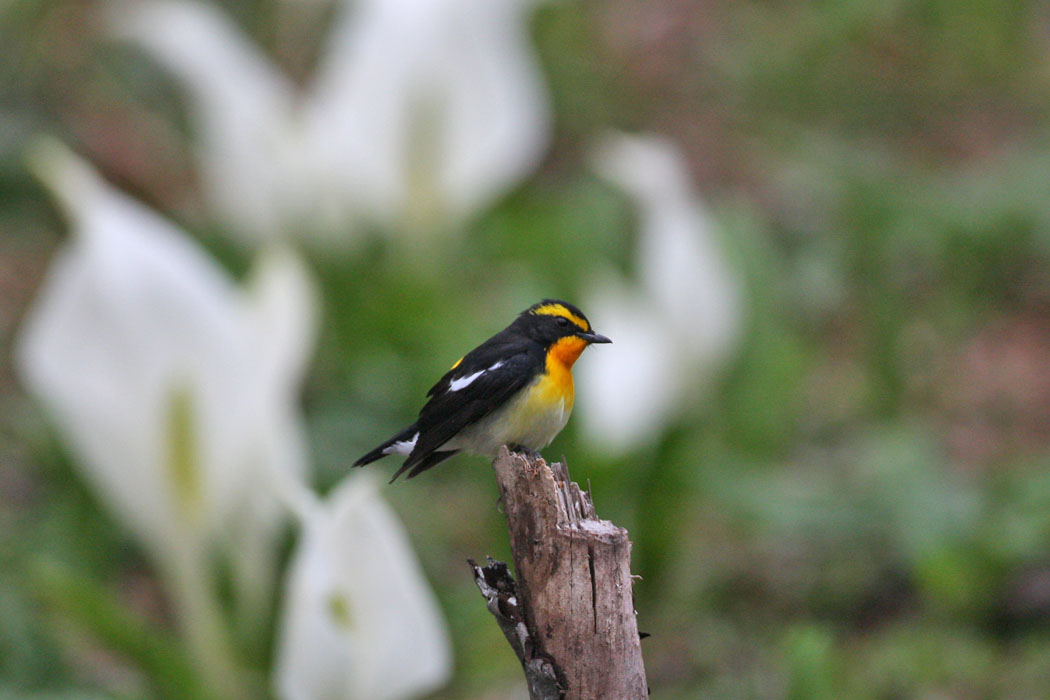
[275,474,452,700]
[17,140,317,558]
[591,133,741,359]
[112,0,550,243]
[575,280,681,452]
[308,0,549,229]
[577,133,745,454]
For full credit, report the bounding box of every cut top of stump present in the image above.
[493,447,628,542]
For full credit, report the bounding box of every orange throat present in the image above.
[550,336,588,369]
[541,336,588,405]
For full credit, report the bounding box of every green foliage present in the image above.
[28,561,206,700]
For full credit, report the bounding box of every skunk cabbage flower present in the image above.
[113,0,550,243]
[306,0,550,230]
[275,474,452,700]
[110,0,320,243]
[576,133,744,453]
[574,282,681,451]
[17,140,317,565]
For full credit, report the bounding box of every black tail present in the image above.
[353,423,418,467]
[388,449,461,483]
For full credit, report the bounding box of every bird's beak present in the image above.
[578,330,612,344]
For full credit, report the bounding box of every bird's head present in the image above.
[516,299,611,367]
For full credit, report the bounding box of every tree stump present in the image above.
[470,446,648,700]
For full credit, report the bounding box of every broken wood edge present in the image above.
[468,557,563,700]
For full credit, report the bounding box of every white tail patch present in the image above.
[384,432,418,455]
[448,361,504,392]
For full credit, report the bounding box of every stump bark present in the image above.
[470,447,648,700]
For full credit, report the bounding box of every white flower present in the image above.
[17,139,318,564]
[576,133,745,453]
[112,0,550,243]
[575,282,681,450]
[307,0,549,230]
[275,474,452,700]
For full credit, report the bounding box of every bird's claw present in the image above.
[507,444,542,461]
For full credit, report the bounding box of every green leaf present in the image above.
[28,560,207,700]
[0,689,121,700]
[783,624,838,700]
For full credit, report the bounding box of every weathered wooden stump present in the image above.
[470,446,648,700]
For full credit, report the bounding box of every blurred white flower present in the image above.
[17,139,317,570]
[575,282,680,450]
[112,0,550,243]
[18,141,452,699]
[307,0,550,231]
[275,473,452,700]
[576,133,745,453]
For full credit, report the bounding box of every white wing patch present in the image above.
[384,432,418,455]
[449,369,485,392]
[448,360,504,392]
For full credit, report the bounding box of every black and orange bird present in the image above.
[353,299,611,482]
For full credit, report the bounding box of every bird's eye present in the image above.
[556,316,570,328]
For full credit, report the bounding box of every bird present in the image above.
[354,299,611,482]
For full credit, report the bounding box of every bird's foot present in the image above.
[507,444,542,461]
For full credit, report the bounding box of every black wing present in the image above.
[424,331,522,397]
[400,347,539,474]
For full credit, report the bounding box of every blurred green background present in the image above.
[3,0,1050,698]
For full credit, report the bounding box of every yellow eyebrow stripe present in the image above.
[450,356,464,370]
[531,303,590,331]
